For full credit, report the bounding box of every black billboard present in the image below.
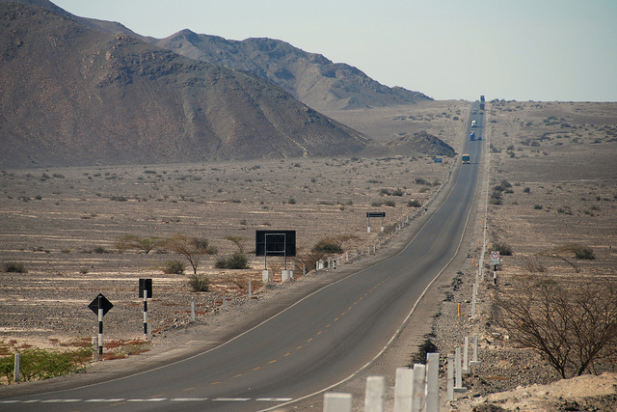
[255,230,296,257]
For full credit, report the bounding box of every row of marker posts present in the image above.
[321,337,482,412]
[323,353,440,412]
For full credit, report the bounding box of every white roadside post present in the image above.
[14,353,20,383]
[470,333,482,366]
[454,347,467,393]
[426,353,440,412]
[323,393,352,412]
[394,367,413,412]
[447,353,454,401]
[412,363,426,412]
[364,376,385,412]
[463,337,470,375]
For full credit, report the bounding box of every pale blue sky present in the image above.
[53,0,617,102]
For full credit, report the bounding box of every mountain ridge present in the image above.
[0,2,369,168]
[153,29,432,111]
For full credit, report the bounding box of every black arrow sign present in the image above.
[88,293,113,316]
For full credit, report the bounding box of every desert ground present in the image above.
[1,100,617,411]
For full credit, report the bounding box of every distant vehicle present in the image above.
[471,120,477,127]
[462,154,470,164]
[479,103,485,110]
[469,131,476,140]
[480,95,485,102]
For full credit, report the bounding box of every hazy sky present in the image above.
[53,0,617,102]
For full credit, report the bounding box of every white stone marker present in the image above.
[364,376,385,412]
[447,353,454,401]
[454,347,467,392]
[426,353,440,412]
[470,333,482,366]
[323,392,352,412]
[412,363,426,412]
[463,337,470,375]
[394,367,413,412]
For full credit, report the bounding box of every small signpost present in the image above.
[490,251,500,266]
[88,293,113,358]
[490,251,500,285]
[139,279,153,339]
[366,212,386,233]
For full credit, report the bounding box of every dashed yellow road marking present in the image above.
[269,359,277,364]
[284,352,291,357]
[253,366,261,371]
[307,337,313,343]
[183,388,195,392]
[211,381,221,385]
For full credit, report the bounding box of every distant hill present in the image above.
[152,31,432,111]
[0,2,369,168]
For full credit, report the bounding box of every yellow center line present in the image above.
[284,352,291,357]
[297,345,302,350]
[307,337,313,343]
[234,374,243,378]
[253,366,261,371]
[317,331,323,335]
[211,381,221,385]
[183,388,195,392]
[341,312,346,316]
[334,318,339,322]
[326,324,331,328]
[269,359,277,364]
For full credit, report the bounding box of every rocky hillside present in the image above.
[0,2,369,168]
[153,30,431,111]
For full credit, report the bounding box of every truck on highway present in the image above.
[469,131,475,140]
[462,154,470,164]
[471,120,477,127]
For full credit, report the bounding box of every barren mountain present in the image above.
[0,2,369,168]
[153,30,431,111]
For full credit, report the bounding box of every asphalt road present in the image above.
[1,105,483,412]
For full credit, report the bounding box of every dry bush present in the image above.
[523,256,546,273]
[493,276,617,378]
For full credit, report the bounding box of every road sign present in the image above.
[88,293,113,316]
[489,251,500,265]
[139,278,153,298]
[255,230,296,257]
[366,212,386,218]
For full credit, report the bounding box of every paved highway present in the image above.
[1,105,484,412]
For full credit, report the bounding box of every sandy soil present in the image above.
[1,100,617,411]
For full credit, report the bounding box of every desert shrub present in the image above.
[79,267,89,275]
[162,260,185,275]
[523,187,531,194]
[3,262,26,273]
[0,347,91,382]
[371,201,383,207]
[187,275,210,292]
[215,253,250,269]
[409,337,438,366]
[534,204,543,210]
[312,238,344,254]
[574,246,595,260]
[93,246,107,254]
[384,200,396,207]
[407,199,422,207]
[492,242,513,256]
[494,276,617,378]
